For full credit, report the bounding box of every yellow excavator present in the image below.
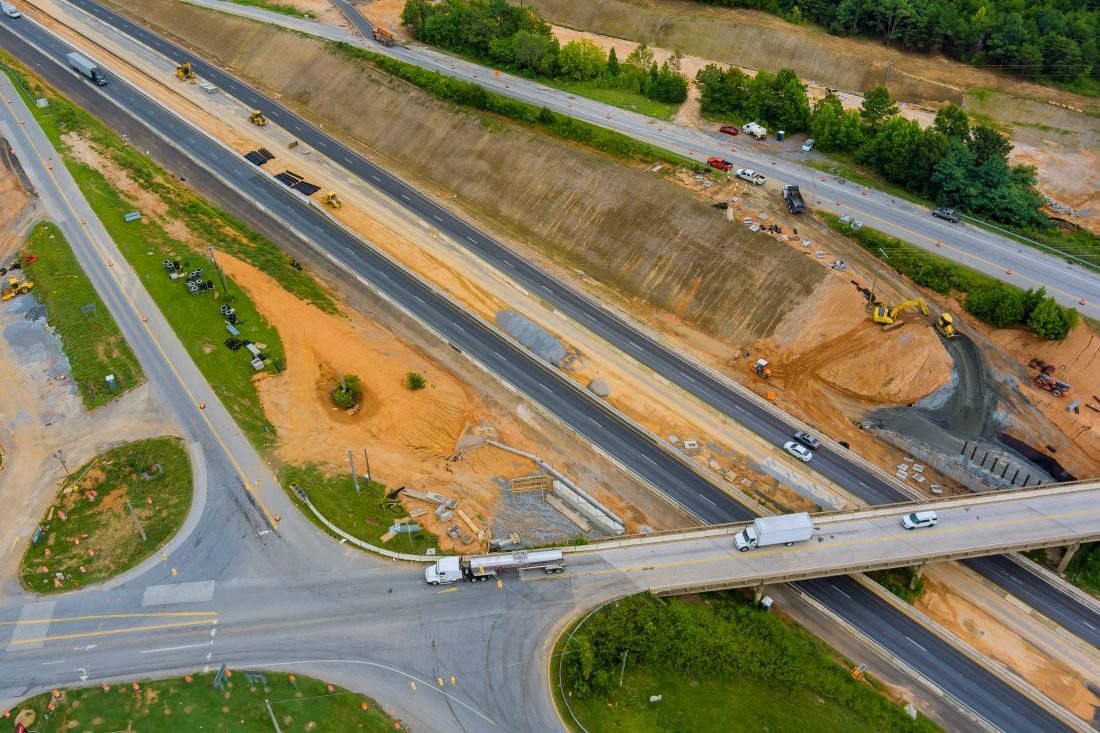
[1,276,33,301]
[176,62,194,80]
[321,192,343,209]
[872,298,929,328]
[248,110,268,126]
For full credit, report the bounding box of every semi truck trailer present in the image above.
[734,512,812,552]
[425,549,565,584]
[66,52,107,86]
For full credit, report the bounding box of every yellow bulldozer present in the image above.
[320,191,343,209]
[1,276,33,301]
[248,110,268,126]
[935,312,958,338]
[176,62,194,80]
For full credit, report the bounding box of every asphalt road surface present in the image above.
[48,0,1100,660]
[193,0,1100,320]
[0,14,1085,733]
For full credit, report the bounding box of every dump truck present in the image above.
[1,2,22,18]
[424,549,565,585]
[782,185,806,214]
[66,52,107,86]
[735,512,812,552]
[372,26,396,47]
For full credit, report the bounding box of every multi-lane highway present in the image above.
[187,0,1100,319]
[0,9,1092,731]
[45,0,1100,661]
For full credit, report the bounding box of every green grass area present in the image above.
[542,78,680,120]
[556,592,941,733]
[1065,543,1100,596]
[802,155,929,209]
[224,0,315,19]
[22,221,144,408]
[868,566,926,604]
[20,438,191,594]
[284,464,439,554]
[10,670,399,731]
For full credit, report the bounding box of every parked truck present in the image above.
[735,512,812,552]
[425,549,565,585]
[1,2,22,18]
[782,185,806,214]
[66,52,107,86]
[372,26,396,47]
[741,122,767,140]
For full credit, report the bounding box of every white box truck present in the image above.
[1,2,22,18]
[425,549,565,585]
[741,122,767,140]
[735,512,812,552]
[66,52,108,86]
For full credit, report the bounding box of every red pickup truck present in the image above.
[707,156,733,171]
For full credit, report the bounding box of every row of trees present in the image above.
[693,0,1100,92]
[697,62,1048,230]
[401,0,688,104]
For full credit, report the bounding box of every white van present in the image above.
[1,2,21,18]
[900,510,938,530]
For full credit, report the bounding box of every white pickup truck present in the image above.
[741,122,767,139]
[736,168,766,185]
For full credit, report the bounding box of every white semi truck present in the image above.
[734,512,813,552]
[66,52,108,86]
[425,549,565,585]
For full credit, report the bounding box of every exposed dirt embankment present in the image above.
[112,0,825,344]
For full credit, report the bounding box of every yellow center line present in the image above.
[0,611,217,626]
[9,617,218,645]
[829,200,1083,304]
[555,505,1100,581]
[0,75,278,529]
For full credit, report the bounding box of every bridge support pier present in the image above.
[909,563,925,590]
[753,582,765,607]
[1056,543,1081,576]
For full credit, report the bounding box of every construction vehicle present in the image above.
[424,549,564,585]
[935,312,958,338]
[175,62,193,80]
[751,359,772,379]
[248,110,268,126]
[781,184,806,214]
[1033,372,1070,398]
[1,275,33,301]
[872,298,929,330]
[320,191,343,209]
[372,26,396,47]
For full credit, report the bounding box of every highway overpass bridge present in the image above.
[555,481,1100,595]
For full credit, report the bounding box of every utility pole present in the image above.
[347,448,360,494]
[207,246,230,295]
[362,447,372,484]
[54,449,70,478]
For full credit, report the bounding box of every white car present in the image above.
[783,441,812,462]
[736,168,766,185]
[900,511,938,530]
[801,139,815,152]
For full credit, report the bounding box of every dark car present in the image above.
[707,156,734,171]
[932,207,961,223]
[719,125,740,136]
[793,431,821,449]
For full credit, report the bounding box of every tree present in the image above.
[624,42,655,71]
[557,39,606,81]
[907,127,950,196]
[512,29,555,72]
[331,374,363,409]
[967,125,1012,166]
[928,139,977,209]
[606,46,620,77]
[1026,297,1071,340]
[810,93,862,151]
[860,115,922,183]
[695,64,749,117]
[860,85,898,132]
[648,61,689,103]
[933,103,970,139]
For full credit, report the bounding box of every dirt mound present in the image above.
[112,0,827,344]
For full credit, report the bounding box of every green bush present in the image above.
[405,371,426,390]
[1065,543,1100,594]
[331,374,363,409]
[868,566,926,603]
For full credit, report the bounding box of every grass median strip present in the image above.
[9,670,401,731]
[22,220,144,408]
[284,464,439,555]
[20,437,192,594]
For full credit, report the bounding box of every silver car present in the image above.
[783,441,813,462]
